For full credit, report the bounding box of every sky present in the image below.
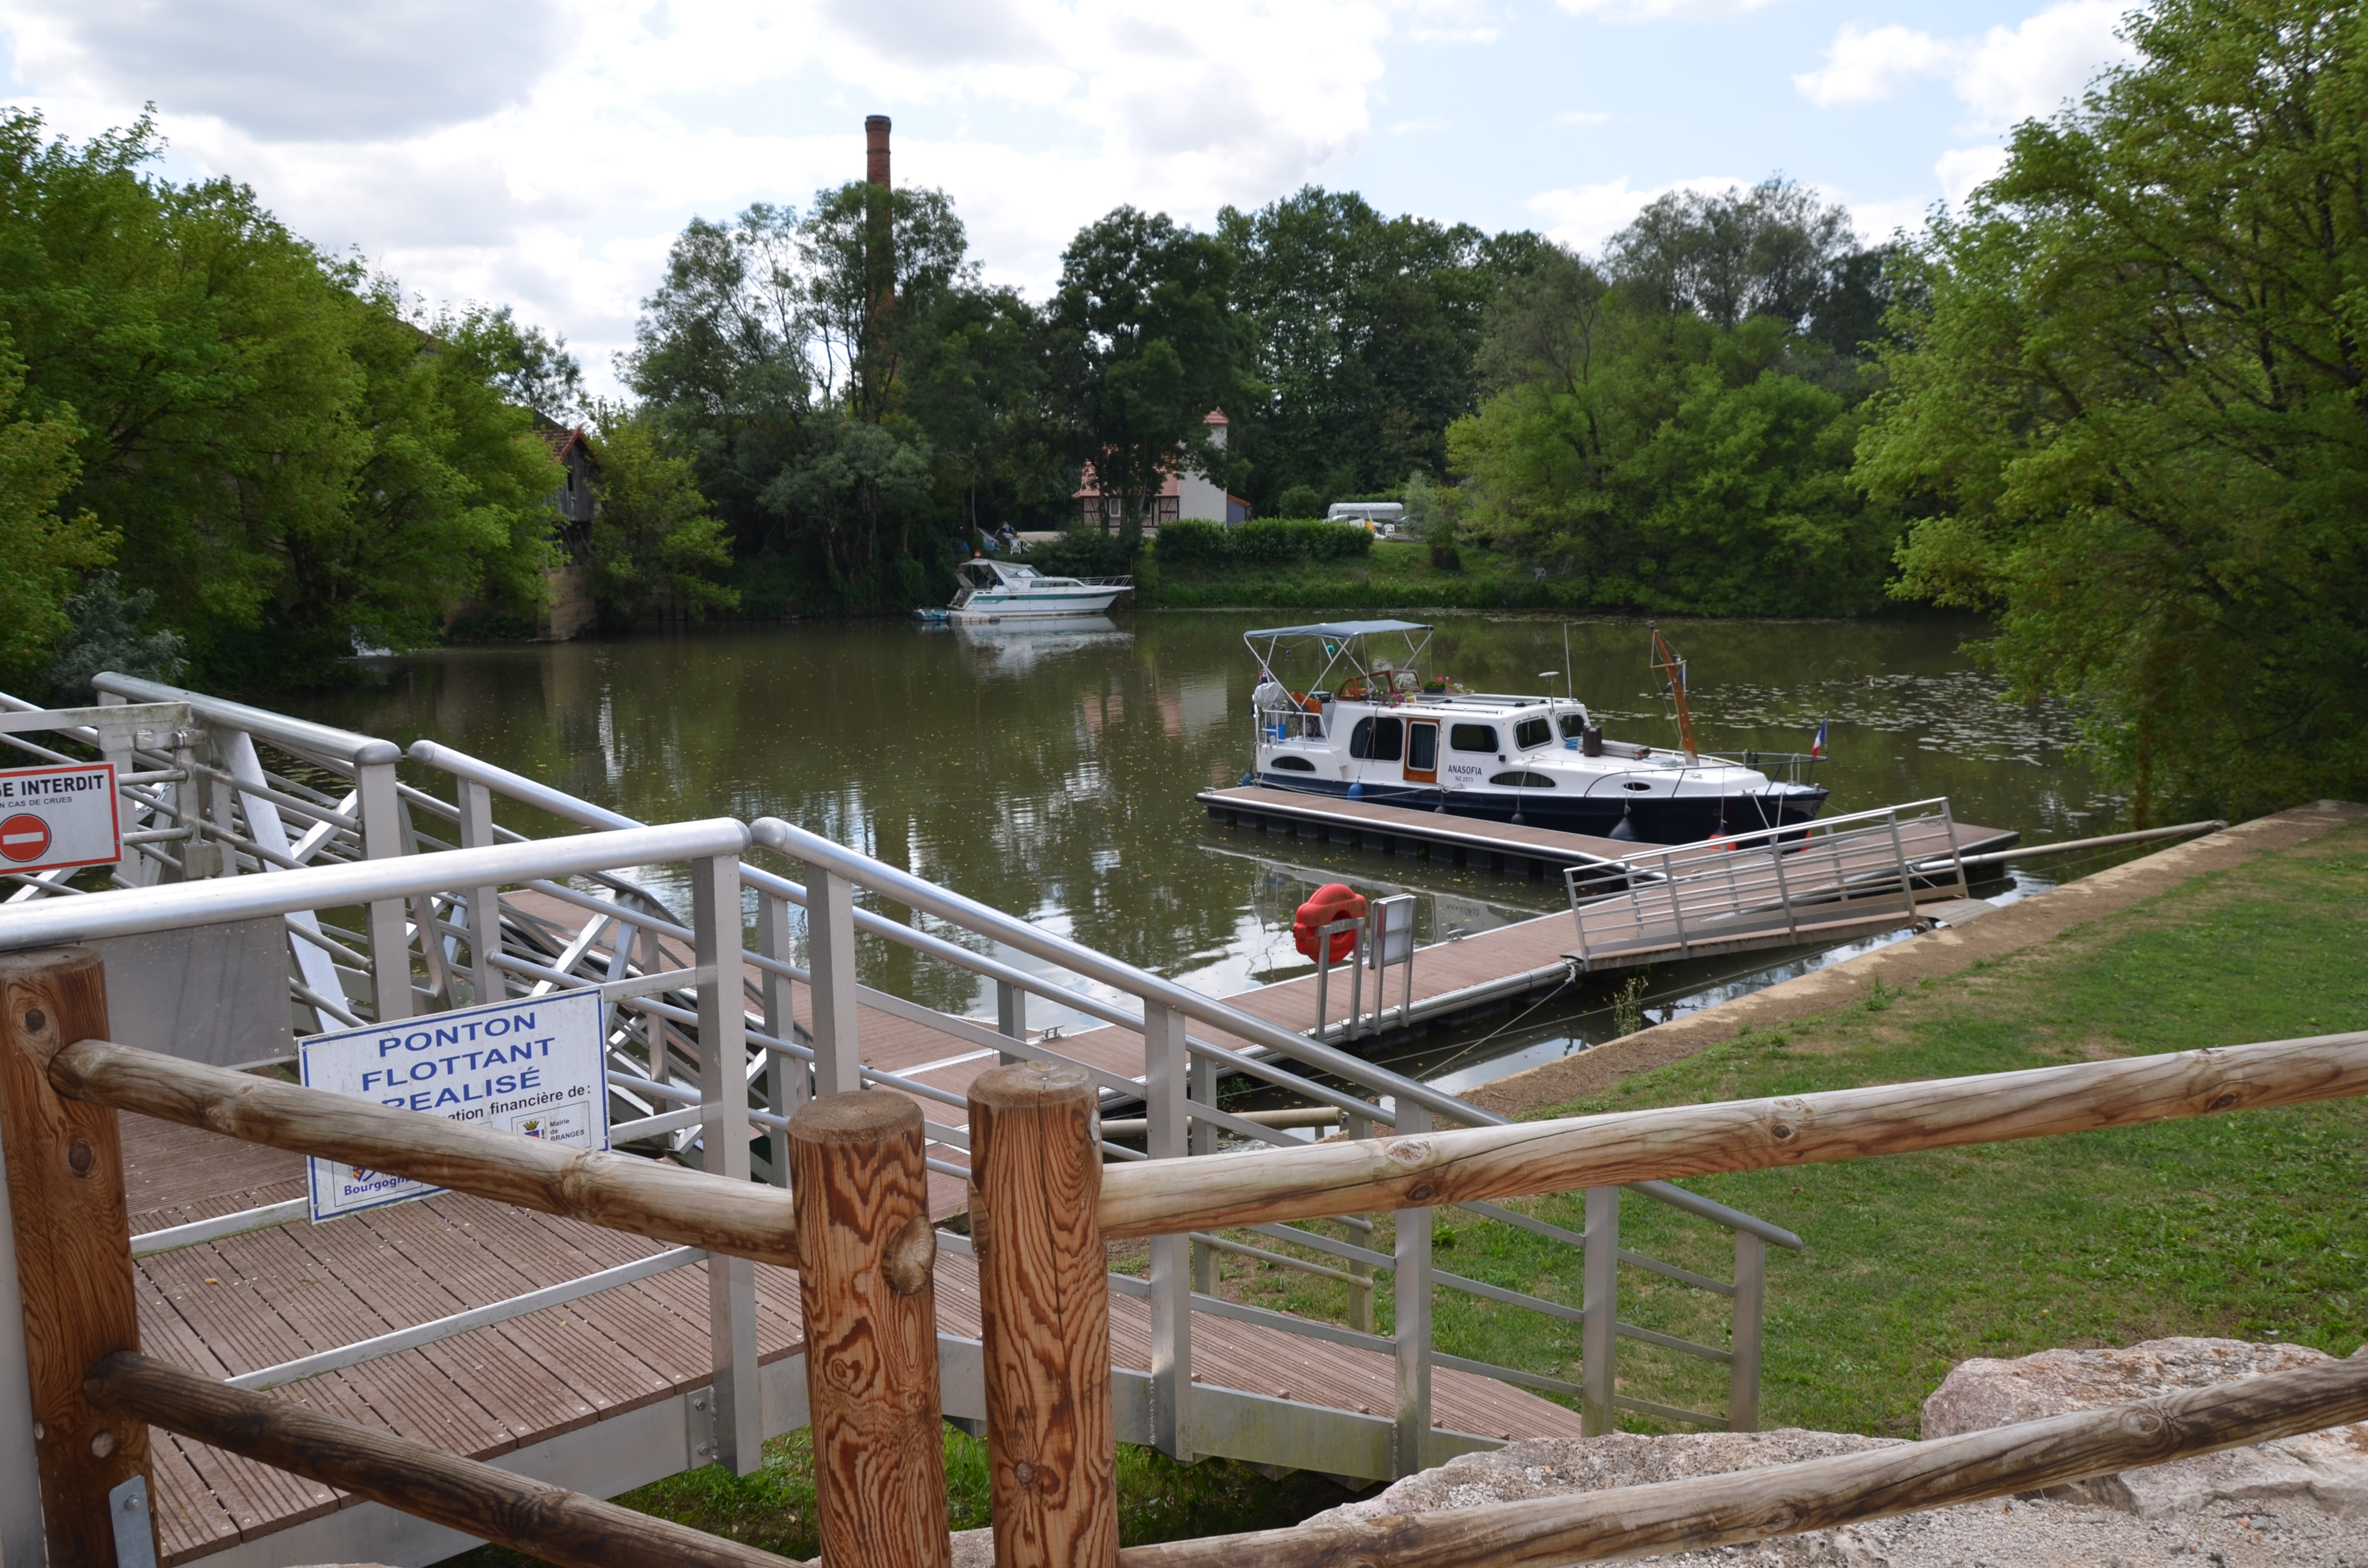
[0,0,2143,397]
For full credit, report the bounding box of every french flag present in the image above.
[1810,719,1829,760]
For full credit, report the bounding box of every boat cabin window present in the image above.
[1558,714,1589,739]
[1513,717,1552,750]
[1490,771,1556,788]
[1349,716,1405,761]
[1449,723,1499,753]
[1270,756,1317,772]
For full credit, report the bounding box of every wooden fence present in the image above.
[7,943,2368,1568]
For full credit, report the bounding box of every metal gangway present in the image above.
[1563,800,1973,971]
[0,673,1804,1567]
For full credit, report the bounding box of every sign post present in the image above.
[297,989,609,1222]
[0,763,121,876]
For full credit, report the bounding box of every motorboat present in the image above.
[915,558,1132,623]
[1243,620,1827,844]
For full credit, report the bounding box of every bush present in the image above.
[1025,530,1131,578]
[1226,518,1301,564]
[1430,542,1462,571]
[1276,483,1322,518]
[1154,519,1226,564]
[1294,521,1372,562]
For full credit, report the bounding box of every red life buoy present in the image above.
[1293,883,1369,963]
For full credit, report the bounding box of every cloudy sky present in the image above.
[0,0,2139,394]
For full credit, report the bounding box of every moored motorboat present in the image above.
[916,558,1132,623]
[1243,620,1826,845]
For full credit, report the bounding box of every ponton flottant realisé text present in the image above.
[1242,620,1827,845]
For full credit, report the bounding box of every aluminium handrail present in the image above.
[0,820,752,947]
[749,815,1491,1134]
[94,672,402,768]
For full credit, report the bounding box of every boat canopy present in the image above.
[1242,619,1434,639]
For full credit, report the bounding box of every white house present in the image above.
[1074,409,1252,528]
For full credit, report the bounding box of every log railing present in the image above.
[6,925,2365,1568]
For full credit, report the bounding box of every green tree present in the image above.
[1858,0,2368,820]
[1049,207,1254,552]
[0,327,112,685]
[1217,188,1543,513]
[587,416,738,624]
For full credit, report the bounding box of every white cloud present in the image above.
[1527,174,1749,253]
[1936,145,2010,207]
[1391,118,1452,134]
[1553,110,1614,125]
[1955,0,2135,129]
[1792,24,1960,110]
[1555,0,1782,16]
[1793,1,2134,131]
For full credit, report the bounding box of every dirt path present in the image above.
[1463,800,2368,1120]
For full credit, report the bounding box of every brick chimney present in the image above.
[866,115,891,187]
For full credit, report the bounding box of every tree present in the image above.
[1858,0,2368,821]
[1049,207,1253,552]
[0,326,112,685]
[586,416,738,624]
[1217,188,1542,513]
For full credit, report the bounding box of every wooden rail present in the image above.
[1096,1030,2368,1237]
[1113,1352,2368,1567]
[84,1352,787,1568]
[48,1037,802,1267]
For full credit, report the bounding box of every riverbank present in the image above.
[1142,538,1604,611]
[1430,801,2368,1435]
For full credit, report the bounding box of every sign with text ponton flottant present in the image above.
[299,989,609,1222]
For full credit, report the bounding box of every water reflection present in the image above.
[303,612,2120,1050]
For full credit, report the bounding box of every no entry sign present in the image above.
[298,988,609,1222]
[0,762,120,874]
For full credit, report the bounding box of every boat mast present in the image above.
[1649,622,1700,761]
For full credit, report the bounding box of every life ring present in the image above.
[1293,883,1368,963]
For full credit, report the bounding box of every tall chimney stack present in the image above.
[866,115,891,187]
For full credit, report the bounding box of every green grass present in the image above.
[1197,824,2368,1437]
[442,1425,1363,1566]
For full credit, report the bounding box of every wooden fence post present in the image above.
[969,1063,1117,1568]
[789,1092,949,1568]
[0,947,156,1566]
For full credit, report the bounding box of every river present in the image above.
[296,612,2127,1090]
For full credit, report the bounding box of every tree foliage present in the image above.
[585,415,737,625]
[1859,0,2368,820]
[0,324,111,685]
[1217,188,1542,514]
[0,109,563,687]
[1446,186,1895,615]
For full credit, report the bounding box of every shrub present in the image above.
[1293,521,1372,562]
[1155,519,1226,564]
[1026,530,1131,578]
[1276,483,1322,518]
[1429,542,1463,571]
[1227,518,1301,564]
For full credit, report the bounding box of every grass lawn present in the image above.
[1212,819,2368,1437]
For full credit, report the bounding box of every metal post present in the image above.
[1312,937,1331,1040]
[1662,851,1690,957]
[1768,839,1800,941]
[757,891,800,1188]
[994,978,1025,1067]
[1345,1107,1375,1334]
[1348,918,1366,1039]
[691,854,762,1476]
[804,865,861,1097]
[1189,1053,1218,1296]
[1887,808,1916,918]
[396,797,454,1011]
[1393,1100,1432,1476]
[353,746,413,1024]
[1728,1231,1766,1433]
[1145,1000,1193,1461]
[457,779,502,1006]
[1941,798,1969,901]
[1581,1186,1618,1435]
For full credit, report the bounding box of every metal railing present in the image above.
[1563,799,1970,968]
[0,676,1810,1508]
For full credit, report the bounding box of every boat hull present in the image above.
[1250,772,1827,845]
[918,589,1128,623]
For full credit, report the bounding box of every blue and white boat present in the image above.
[1244,619,1827,845]
[916,559,1132,623]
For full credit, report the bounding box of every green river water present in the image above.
[295,612,2126,1090]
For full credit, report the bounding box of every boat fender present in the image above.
[1608,810,1641,843]
[1347,782,1365,799]
[1240,772,1255,787]
[1293,883,1368,963]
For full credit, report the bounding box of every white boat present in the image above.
[1243,619,1828,845]
[917,559,1132,623]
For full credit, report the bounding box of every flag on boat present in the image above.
[1810,719,1829,759]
